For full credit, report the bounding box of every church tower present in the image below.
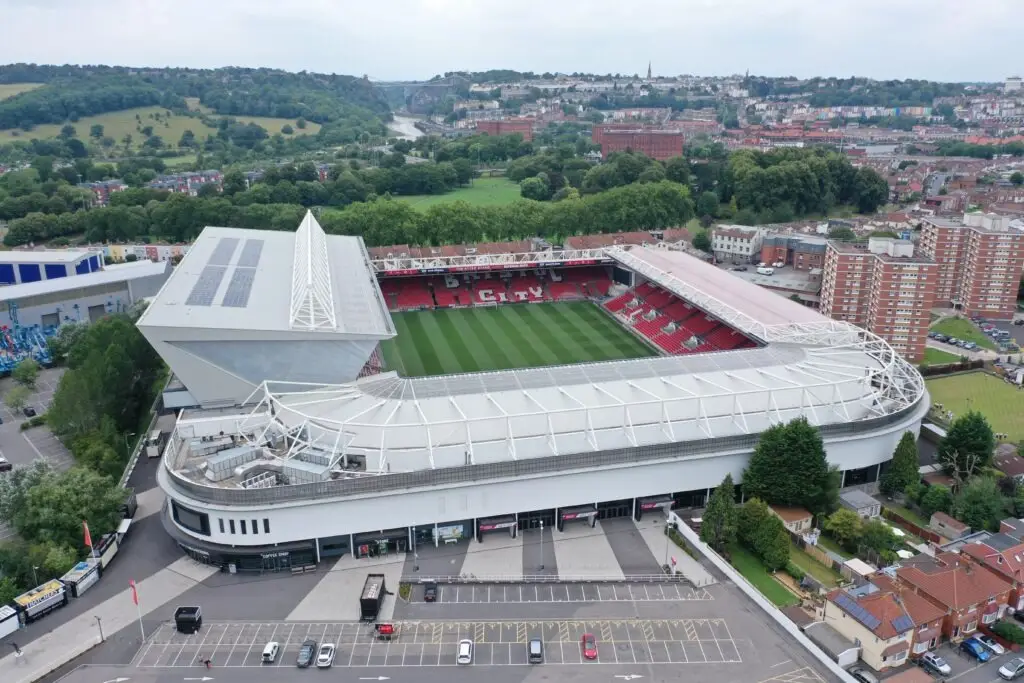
[647,62,652,80]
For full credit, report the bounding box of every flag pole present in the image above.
[130,580,146,642]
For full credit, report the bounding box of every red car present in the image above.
[581,633,598,660]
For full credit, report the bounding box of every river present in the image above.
[388,114,424,140]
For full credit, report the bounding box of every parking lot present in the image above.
[134,618,741,668]
[417,582,714,604]
[0,366,63,425]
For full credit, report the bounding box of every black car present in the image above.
[22,406,36,417]
[0,456,12,473]
[424,582,438,602]
[296,639,317,668]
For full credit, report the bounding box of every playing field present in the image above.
[381,302,657,377]
[396,177,525,210]
[926,371,1024,441]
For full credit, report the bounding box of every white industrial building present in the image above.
[149,214,929,571]
[0,251,170,329]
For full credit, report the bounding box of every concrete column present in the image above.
[840,469,847,487]
[632,498,638,521]
[434,522,438,548]
[349,533,354,557]
[705,488,711,506]
[314,538,320,564]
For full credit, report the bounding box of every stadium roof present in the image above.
[138,212,394,338]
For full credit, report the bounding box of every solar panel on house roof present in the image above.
[237,239,265,268]
[221,268,256,308]
[834,593,881,631]
[185,265,227,306]
[891,615,914,633]
[208,237,240,266]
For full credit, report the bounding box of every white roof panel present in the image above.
[0,258,167,301]
[137,215,394,338]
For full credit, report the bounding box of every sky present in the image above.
[0,0,1020,83]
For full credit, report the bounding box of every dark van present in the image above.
[528,638,543,663]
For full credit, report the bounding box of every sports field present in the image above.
[926,371,1024,441]
[381,302,656,377]
[396,177,525,210]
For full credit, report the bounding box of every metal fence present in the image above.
[405,574,689,584]
[165,396,926,506]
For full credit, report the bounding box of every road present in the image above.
[926,172,948,197]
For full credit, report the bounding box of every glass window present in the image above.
[252,519,259,535]
[229,519,236,534]
[218,518,225,533]
[264,519,270,534]
[240,520,247,535]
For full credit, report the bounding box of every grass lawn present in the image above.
[927,371,1024,440]
[921,347,964,366]
[884,503,929,528]
[925,374,1024,438]
[814,533,852,560]
[397,177,525,210]
[728,544,799,607]
[930,318,997,350]
[789,543,842,587]
[381,301,656,377]
[0,106,319,148]
[0,83,42,101]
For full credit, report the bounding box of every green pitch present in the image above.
[381,301,657,377]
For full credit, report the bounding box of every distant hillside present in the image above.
[0,64,391,132]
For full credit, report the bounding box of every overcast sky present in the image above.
[0,0,1019,83]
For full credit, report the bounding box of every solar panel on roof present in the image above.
[221,268,256,308]
[891,615,914,632]
[834,593,881,631]
[208,238,240,266]
[237,239,265,268]
[185,265,227,306]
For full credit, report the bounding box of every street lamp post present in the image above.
[95,615,104,642]
[124,432,136,456]
[32,566,38,585]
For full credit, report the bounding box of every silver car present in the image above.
[920,650,951,675]
[1000,658,1024,681]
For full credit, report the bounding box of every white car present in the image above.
[977,633,1007,656]
[316,643,335,669]
[920,650,952,675]
[457,639,474,665]
[1000,657,1024,680]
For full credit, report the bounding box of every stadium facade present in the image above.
[145,214,929,571]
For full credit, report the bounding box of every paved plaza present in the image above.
[134,618,742,668]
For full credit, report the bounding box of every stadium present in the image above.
[141,213,929,571]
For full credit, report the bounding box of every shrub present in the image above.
[993,620,1024,645]
[785,562,806,582]
[19,413,47,430]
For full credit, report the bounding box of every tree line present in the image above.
[4,179,695,247]
[0,78,181,131]
[933,141,1024,159]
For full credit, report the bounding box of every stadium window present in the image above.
[218,518,225,534]
[240,520,247,535]
[252,519,259,535]
[264,519,270,534]
[229,519,236,534]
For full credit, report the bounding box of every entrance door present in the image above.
[261,553,292,572]
[597,501,632,520]
[517,509,555,531]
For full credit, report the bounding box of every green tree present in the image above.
[281,124,294,135]
[880,432,919,495]
[737,498,772,548]
[824,508,864,549]
[520,176,552,201]
[12,357,40,388]
[178,129,196,148]
[938,411,995,483]
[700,473,738,551]
[89,124,104,139]
[952,477,1003,531]
[860,519,899,561]
[829,226,856,240]
[692,231,712,253]
[757,516,792,571]
[664,157,690,185]
[59,124,77,139]
[696,191,719,218]
[742,416,837,515]
[4,385,30,412]
[14,466,126,549]
[221,169,247,196]
[919,484,953,518]
[296,117,307,129]
[1011,171,1024,186]
[0,577,19,606]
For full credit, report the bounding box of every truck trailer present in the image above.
[360,574,386,621]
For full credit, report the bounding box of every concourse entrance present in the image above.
[557,505,598,531]
[517,509,555,531]
[477,515,517,542]
[597,498,633,521]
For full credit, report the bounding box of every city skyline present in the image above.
[0,0,1020,83]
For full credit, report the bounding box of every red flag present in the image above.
[82,520,93,548]
[129,579,139,606]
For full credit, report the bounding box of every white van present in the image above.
[262,642,280,663]
[756,266,775,276]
